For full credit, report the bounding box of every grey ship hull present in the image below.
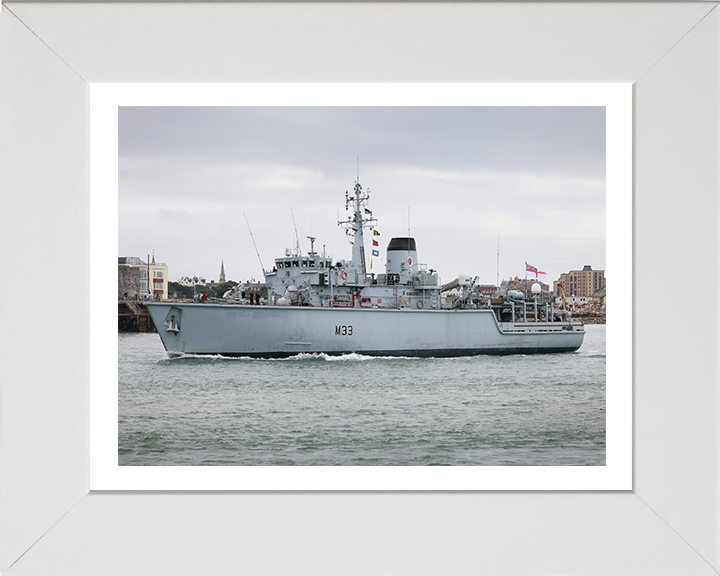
[145,302,584,358]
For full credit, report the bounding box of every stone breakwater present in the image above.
[576,315,606,325]
[118,301,156,332]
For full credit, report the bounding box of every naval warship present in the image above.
[145,180,585,357]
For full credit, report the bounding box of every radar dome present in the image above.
[459,272,471,286]
[531,283,541,294]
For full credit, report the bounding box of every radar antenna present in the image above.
[307,236,317,256]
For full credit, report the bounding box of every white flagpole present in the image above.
[496,234,500,291]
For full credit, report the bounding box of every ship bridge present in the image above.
[274,256,332,270]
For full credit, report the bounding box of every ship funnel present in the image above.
[386,237,418,285]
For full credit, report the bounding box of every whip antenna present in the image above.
[243,212,265,273]
[290,207,302,257]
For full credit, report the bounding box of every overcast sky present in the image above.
[119,106,605,287]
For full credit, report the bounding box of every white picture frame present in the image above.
[1,2,718,574]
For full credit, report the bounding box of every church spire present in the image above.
[219,260,226,283]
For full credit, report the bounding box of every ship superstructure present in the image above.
[145,178,585,358]
[258,181,443,311]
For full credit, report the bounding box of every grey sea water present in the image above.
[118,325,605,466]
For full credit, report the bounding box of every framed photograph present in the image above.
[2,2,718,574]
[94,83,631,491]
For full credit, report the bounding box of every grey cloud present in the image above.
[119,105,606,285]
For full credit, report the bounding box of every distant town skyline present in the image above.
[119,106,606,286]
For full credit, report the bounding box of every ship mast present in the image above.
[338,179,377,281]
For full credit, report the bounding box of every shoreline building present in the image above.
[554,265,605,299]
[118,254,169,300]
[148,254,169,299]
[476,284,499,297]
[118,257,148,300]
[500,277,550,295]
[178,276,207,287]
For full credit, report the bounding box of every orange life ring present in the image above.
[416,300,424,309]
[341,271,348,280]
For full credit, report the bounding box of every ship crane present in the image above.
[556,281,573,321]
[557,281,569,308]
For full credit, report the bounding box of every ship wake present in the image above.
[161,351,421,362]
